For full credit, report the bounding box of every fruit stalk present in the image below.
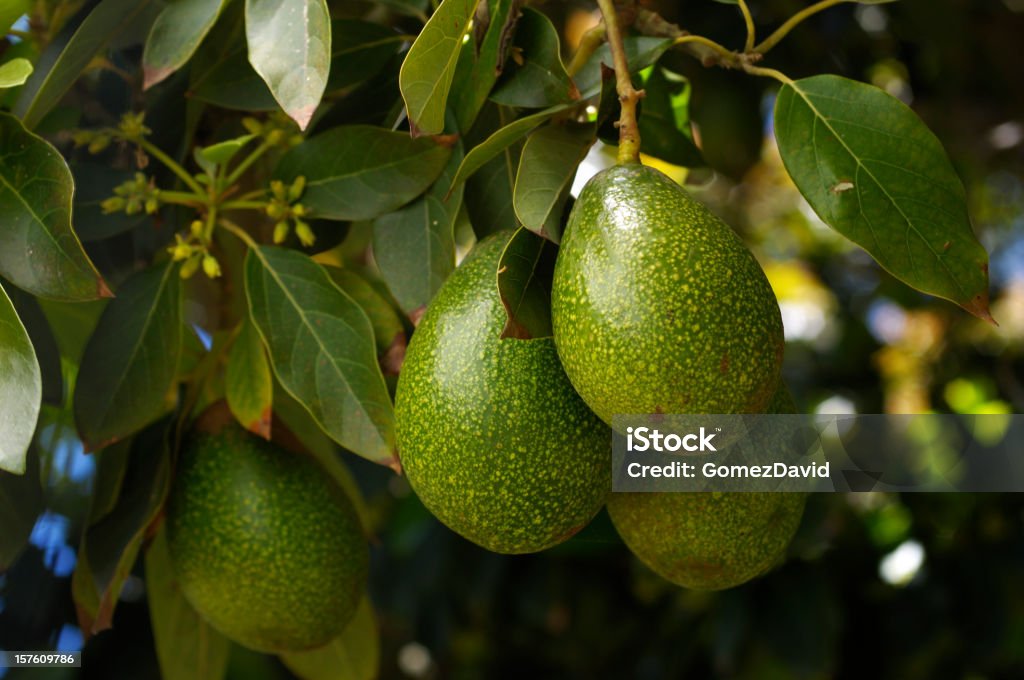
[595,0,643,164]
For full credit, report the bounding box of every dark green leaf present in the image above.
[13,0,161,129]
[87,441,131,525]
[399,0,481,135]
[0,446,42,569]
[73,262,183,450]
[275,125,452,221]
[0,112,109,300]
[244,246,397,467]
[71,163,148,242]
[496,227,556,339]
[76,423,171,633]
[774,75,992,320]
[0,58,32,89]
[280,596,379,680]
[491,7,576,108]
[4,281,62,405]
[372,141,464,317]
[448,104,568,191]
[146,527,230,680]
[143,0,229,89]
[449,0,520,133]
[226,317,273,439]
[573,36,673,99]
[325,267,405,357]
[246,0,332,129]
[635,67,703,167]
[0,281,41,474]
[513,123,593,242]
[188,5,278,112]
[327,20,406,93]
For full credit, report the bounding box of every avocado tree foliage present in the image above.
[0,0,993,677]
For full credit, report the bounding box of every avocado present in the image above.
[394,233,611,554]
[607,386,806,590]
[551,164,784,422]
[165,409,368,652]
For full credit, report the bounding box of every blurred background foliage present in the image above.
[2,0,1024,678]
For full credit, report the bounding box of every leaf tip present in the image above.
[249,408,273,440]
[433,133,460,148]
[962,293,997,326]
[142,66,173,91]
[380,332,407,376]
[384,453,403,475]
[409,305,427,327]
[288,105,317,132]
[97,277,115,299]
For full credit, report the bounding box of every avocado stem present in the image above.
[595,0,643,165]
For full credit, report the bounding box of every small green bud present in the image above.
[288,176,306,202]
[242,117,263,136]
[273,221,290,244]
[72,131,93,147]
[288,134,303,147]
[270,180,286,200]
[266,203,285,220]
[179,255,201,279]
[125,198,141,215]
[88,135,110,154]
[266,129,285,146]
[294,220,315,247]
[100,196,125,213]
[291,203,307,218]
[202,254,222,279]
[145,197,159,214]
[190,220,205,238]
[170,241,192,261]
[118,112,150,141]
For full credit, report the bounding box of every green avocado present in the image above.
[394,233,611,554]
[607,386,806,590]
[551,164,784,422]
[166,411,368,652]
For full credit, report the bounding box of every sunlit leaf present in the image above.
[449,0,520,133]
[0,58,33,89]
[3,281,62,405]
[775,75,992,320]
[198,134,256,166]
[280,596,379,680]
[496,227,556,339]
[226,317,273,439]
[143,0,229,89]
[513,123,594,242]
[0,281,40,475]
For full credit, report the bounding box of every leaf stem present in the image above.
[738,0,756,53]
[225,141,272,187]
[753,0,847,54]
[157,190,205,207]
[220,200,267,211]
[742,64,794,85]
[566,23,606,77]
[672,34,736,64]
[595,0,643,164]
[138,139,206,197]
[219,218,259,249]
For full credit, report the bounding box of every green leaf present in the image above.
[246,0,332,129]
[325,267,405,357]
[399,0,482,135]
[372,141,464,317]
[635,67,703,168]
[449,0,520,133]
[274,125,452,221]
[774,75,992,320]
[4,281,62,405]
[513,123,593,242]
[0,446,42,569]
[244,246,397,468]
[496,227,556,339]
[448,104,569,191]
[327,20,406,93]
[146,527,230,680]
[188,4,277,112]
[0,58,33,89]
[14,0,161,129]
[226,317,273,439]
[491,7,576,108]
[280,596,379,680]
[0,281,41,474]
[75,423,171,634]
[143,0,229,90]
[70,163,148,242]
[198,134,256,166]
[0,112,109,300]
[573,36,673,99]
[73,262,183,450]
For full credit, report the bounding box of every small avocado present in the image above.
[551,164,784,422]
[394,233,611,554]
[165,408,368,652]
[607,386,806,590]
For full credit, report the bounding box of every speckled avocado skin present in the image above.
[552,164,784,422]
[166,420,368,652]
[607,386,806,591]
[395,233,611,554]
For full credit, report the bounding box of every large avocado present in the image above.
[165,410,368,652]
[551,164,784,422]
[394,233,611,554]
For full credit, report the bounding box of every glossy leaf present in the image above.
[491,7,576,108]
[635,67,703,168]
[244,246,397,467]
[496,227,556,339]
[573,36,673,99]
[4,281,62,404]
[143,0,229,89]
[372,141,464,317]
[399,0,481,135]
[280,596,380,680]
[0,58,32,89]
[513,123,593,242]
[775,75,992,319]
[275,125,452,221]
[327,20,406,92]
[0,113,109,300]
[14,0,161,129]
[146,527,230,680]
[226,317,273,439]
[73,262,182,450]
[246,0,332,129]
[0,447,42,569]
[326,267,405,356]
[449,0,520,133]
[0,282,41,475]
[76,424,171,634]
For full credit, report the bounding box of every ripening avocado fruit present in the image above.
[607,386,806,591]
[551,164,784,422]
[394,233,611,554]
[165,407,368,652]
